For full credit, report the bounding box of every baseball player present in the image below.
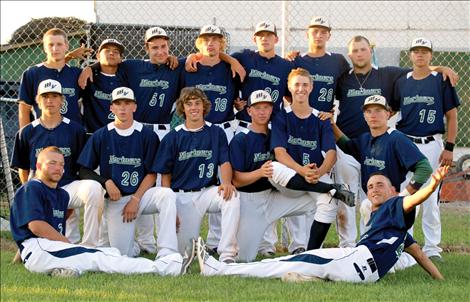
[333,35,460,248]
[82,39,126,133]
[11,79,104,247]
[270,68,340,252]
[77,87,179,258]
[18,28,84,128]
[391,38,460,260]
[196,166,447,283]
[232,90,354,261]
[155,87,240,264]
[10,146,184,277]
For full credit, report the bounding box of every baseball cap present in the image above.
[37,79,62,96]
[309,16,331,30]
[145,27,169,42]
[98,38,124,54]
[254,21,277,36]
[198,25,223,37]
[362,95,389,111]
[248,90,273,106]
[410,37,433,51]
[111,87,135,103]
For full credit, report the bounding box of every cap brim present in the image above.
[146,35,169,42]
[254,30,277,36]
[361,103,389,111]
[410,46,432,51]
[249,100,274,106]
[111,98,136,103]
[308,24,331,30]
[99,42,124,54]
[198,33,224,38]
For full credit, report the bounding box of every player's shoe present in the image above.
[291,247,306,255]
[331,184,356,207]
[181,238,197,275]
[197,237,222,276]
[50,268,80,278]
[281,272,322,283]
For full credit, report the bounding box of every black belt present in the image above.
[172,185,214,193]
[407,135,435,144]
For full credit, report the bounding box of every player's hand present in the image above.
[78,67,93,89]
[304,163,320,184]
[218,183,237,201]
[65,43,93,63]
[122,196,139,223]
[429,165,450,191]
[176,215,181,233]
[317,111,333,121]
[285,50,300,61]
[234,97,247,111]
[105,179,122,201]
[229,59,246,82]
[167,55,179,70]
[185,53,202,72]
[440,67,459,87]
[259,160,274,178]
[439,149,453,167]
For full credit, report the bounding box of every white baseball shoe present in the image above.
[181,238,196,275]
[197,237,221,276]
[281,272,322,283]
[50,268,80,278]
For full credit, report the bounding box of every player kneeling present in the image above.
[195,167,446,283]
[155,87,240,264]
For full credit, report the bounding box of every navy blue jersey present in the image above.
[294,52,349,112]
[271,106,336,167]
[181,61,238,123]
[82,72,125,133]
[11,118,86,187]
[391,72,460,137]
[357,196,416,278]
[341,129,425,192]
[10,179,69,247]
[232,49,294,121]
[336,66,407,138]
[19,63,82,123]
[119,59,184,124]
[78,121,160,195]
[155,122,229,190]
[229,128,274,192]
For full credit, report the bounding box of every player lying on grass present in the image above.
[10,146,186,277]
[196,166,447,283]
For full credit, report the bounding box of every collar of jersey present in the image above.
[32,117,70,128]
[284,105,320,117]
[176,121,211,132]
[348,64,378,75]
[406,70,437,79]
[107,120,143,136]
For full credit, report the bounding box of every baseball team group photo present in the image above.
[1,1,469,301]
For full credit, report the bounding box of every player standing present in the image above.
[77,87,179,258]
[196,166,446,283]
[11,79,104,246]
[391,38,460,260]
[155,87,240,263]
[10,146,184,277]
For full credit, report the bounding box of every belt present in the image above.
[407,135,435,144]
[172,185,213,193]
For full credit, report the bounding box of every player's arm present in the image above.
[28,220,70,243]
[18,168,30,184]
[161,173,172,187]
[402,158,433,195]
[232,160,273,188]
[218,162,237,201]
[403,166,449,214]
[64,43,94,63]
[439,108,457,166]
[219,52,246,82]
[405,242,444,280]
[122,173,157,223]
[18,102,32,129]
[429,66,459,87]
[274,147,315,181]
[317,149,336,178]
[284,50,300,61]
[79,166,122,201]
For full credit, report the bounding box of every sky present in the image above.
[1,0,96,44]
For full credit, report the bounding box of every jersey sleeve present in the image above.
[143,129,160,174]
[13,182,48,228]
[339,54,351,75]
[385,196,415,230]
[320,120,336,153]
[441,77,460,113]
[217,128,230,165]
[229,133,247,172]
[391,75,404,112]
[154,131,176,174]
[393,132,425,170]
[404,233,416,248]
[18,68,35,105]
[77,131,101,170]
[337,135,362,162]
[10,127,30,170]
[270,110,288,150]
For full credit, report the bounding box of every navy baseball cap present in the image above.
[98,39,124,54]
[248,90,273,106]
[111,87,136,103]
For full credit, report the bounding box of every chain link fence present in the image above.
[1,1,469,218]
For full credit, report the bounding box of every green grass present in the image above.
[1,204,469,302]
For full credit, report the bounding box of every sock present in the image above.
[286,174,332,193]
[307,220,331,250]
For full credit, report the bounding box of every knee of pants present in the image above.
[270,161,296,187]
[219,193,240,212]
[80,180,105,208]
[156,188,177,211]
[314,194,338,223]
